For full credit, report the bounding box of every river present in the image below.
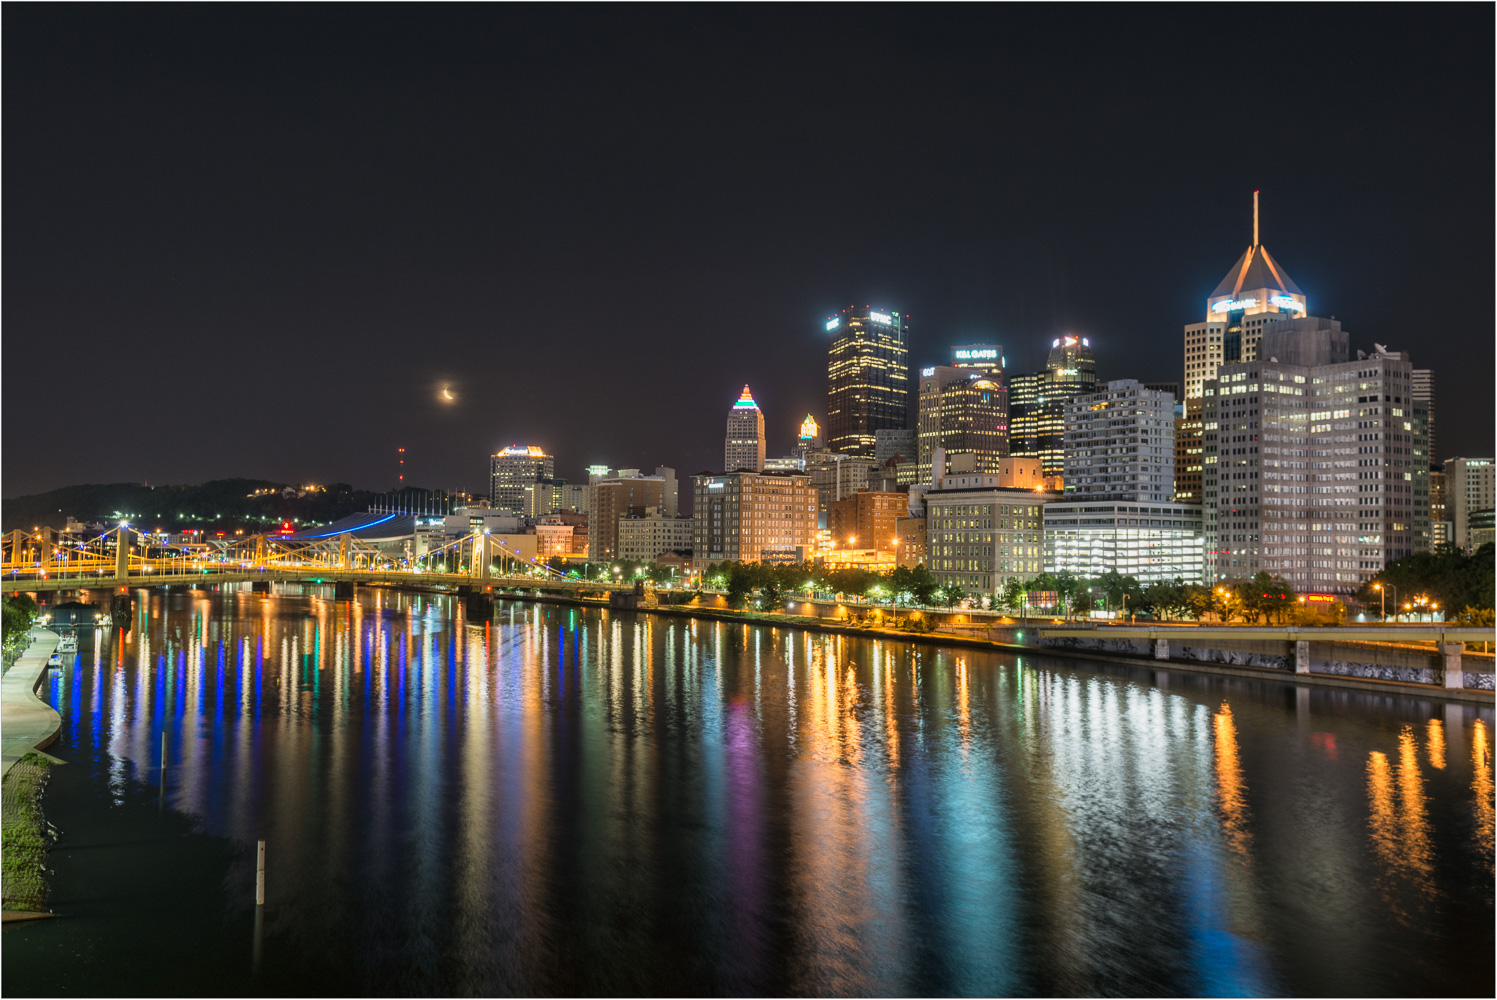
[3,586,1492,996]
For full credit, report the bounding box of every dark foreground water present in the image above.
[4,587,1493,997]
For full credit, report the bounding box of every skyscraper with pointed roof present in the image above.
[725,386,767,473]
[1184,192,1307,404]
[1176,192,1310,503]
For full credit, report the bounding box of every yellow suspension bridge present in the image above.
[1,525,618,597]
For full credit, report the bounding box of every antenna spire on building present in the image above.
[1253,190,1259,246]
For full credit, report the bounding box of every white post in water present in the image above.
[256,839,266,906]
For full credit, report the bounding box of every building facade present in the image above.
[925,487,1056,593]
[828,490,907,553]
[918,366,1008,483]
[587,473,670,561]
[553,483,589,514]
[1063,380,1176,503]
[617,514,695,562]
[691,471,817,567]
[805,450,879,527]
[1412,368,1435,463]
[1008,335,1097,478]
[1203,341,1429,592]
[1043,501,1204,584]
[1445,457,1494,553]
[725,385,767,473]
[489,446,554,511]
[534,522,576,559]
[873,427,918,486]
[895,515,927,568]
[825,306,910,457]
[1174,408,1204,503]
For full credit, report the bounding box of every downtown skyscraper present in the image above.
[489,445,554,511]
[825,306,910,457]
[1177,192,1306,502]
[1008,335,1097,479]
[916,363,1008,484]
[1203,328,1429,592]
[724,385,766,473]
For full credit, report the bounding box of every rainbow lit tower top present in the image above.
[725,386,767,472]
[798,414,820,442]
[1205,191,1306,321]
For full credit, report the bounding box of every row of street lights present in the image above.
[1372,582,1439,621]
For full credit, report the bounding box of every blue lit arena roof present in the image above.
[280,511,416,541]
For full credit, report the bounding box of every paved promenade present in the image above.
[1,628,61,779]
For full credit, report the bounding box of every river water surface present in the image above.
[4,587,1493,996]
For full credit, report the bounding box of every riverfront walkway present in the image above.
[1,628,61,779]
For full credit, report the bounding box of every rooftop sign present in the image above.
[1211,297,1258,313]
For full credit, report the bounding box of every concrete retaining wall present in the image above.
[1038,633,1494,689]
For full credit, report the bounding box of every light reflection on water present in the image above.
[15,587,1496,997]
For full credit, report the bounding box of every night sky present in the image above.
[5,7,1492,499]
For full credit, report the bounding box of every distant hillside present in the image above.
[1,479,407,532]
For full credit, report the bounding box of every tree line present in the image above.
[689,561,1329,624]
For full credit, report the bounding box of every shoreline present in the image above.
[487,590,1496,705]
[2,628,63,777]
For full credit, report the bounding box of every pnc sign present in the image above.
[1212,297,1258,313]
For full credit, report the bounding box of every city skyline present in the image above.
[4,7,1492,498]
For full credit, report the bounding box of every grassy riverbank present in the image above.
[2,751,55,913]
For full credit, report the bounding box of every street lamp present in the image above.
[1373,582,1398,623]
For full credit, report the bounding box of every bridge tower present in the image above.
[471,533,492,582]
[338,533,352,569]
[114,526,131,580]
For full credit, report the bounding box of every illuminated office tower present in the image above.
[1178,192,1308,502]
[793,414,823,468]
[692,470,816,568]
[825,306,910,457]
[918,366,966,484]
[1203,336,1427,593]
[1412,369,1435,461]
[1445,457,1495,553]
[1412,367,1446,543]
[489,445,554,511]
[917,365,1008,483]
[724,385,767,472]
[1430,466,1450,549]
[1063,380,1175,503]
[1007,335,1097,479]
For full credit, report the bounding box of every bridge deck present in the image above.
[1,569,617,594]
